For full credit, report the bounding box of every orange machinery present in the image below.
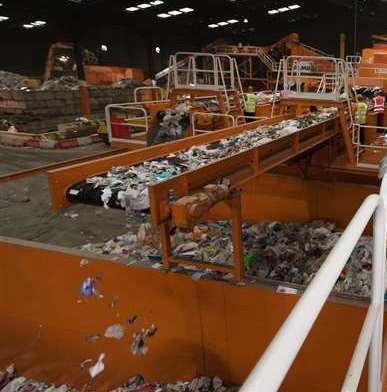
[205,33,332,89]
[107,87,244,149]
[1,98,385,390]
[0,66,387,392]
[355,41,387,89]
[44,42,144,85]
[84,65,144,85]
[1,107,378,390]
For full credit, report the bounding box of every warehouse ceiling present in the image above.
[0,0,385,35]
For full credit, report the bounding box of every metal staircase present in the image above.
[164,52,245,114]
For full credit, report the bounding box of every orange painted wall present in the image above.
[210,175,378,232]
[0,238,371,391]
[84,66,144,85]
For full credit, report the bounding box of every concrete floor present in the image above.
[0,144,128,247]
[0,143,111,175]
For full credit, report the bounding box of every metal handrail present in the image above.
[298,41,333,57]
[235,115,268,125]
[347,55,362,65]
[354,124,387,169]
[134,86,164,103]
[191,111,236,135]
[240,181,387,391]
[105,103,150,143]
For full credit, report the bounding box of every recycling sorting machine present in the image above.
[107,53,246,149]
[2,55,387,391]
[49,56,379,281]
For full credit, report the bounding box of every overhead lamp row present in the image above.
[268,4,300,14]
[0,16,47,28]
[208,18,248,28]
[126,0,164,12]
[23,20,46,28]
[157,7,194,18]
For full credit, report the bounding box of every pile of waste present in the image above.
[0,69,144,92]
[0,364,75,392]
[0,365,232,392]
[352,86,382,100]
[255,91,280,104]
[151,103,190,145]
[80,218,372,298]
[379,155,387,179]
[78,108,337,211]
[112,375,233,391]
[40,76,84,91]
[81,220,160,264]
[0,70,38,90]
[111,78,143,89]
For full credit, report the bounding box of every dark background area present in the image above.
[0,0,385,78]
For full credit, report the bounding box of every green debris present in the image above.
[244,250,258,269]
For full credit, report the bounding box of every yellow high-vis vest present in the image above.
[244,93,257,114]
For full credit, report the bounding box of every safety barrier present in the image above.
[240,175,387,391]
[280,56,349,101]
[105,103,151,144]
[354,123,387,169]
[134,86,165,103]
[271,56,354,127]
[346,55,362,65]
[165,52,245,113]
[235,115,269,125]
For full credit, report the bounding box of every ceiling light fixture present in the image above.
[22,20,46,29]
[101,44,108,52]
[0,15,9,21]
[180,7,194,13]
[31,20,46,26]
[158,8,194,18]
[125,1,163,13]
[268,4,301,15]
[208,18,242,29]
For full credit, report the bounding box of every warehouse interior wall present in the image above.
[0,24,204,79]
[0,3,382,80]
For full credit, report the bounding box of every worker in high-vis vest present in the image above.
[356,95,368,145]
[244,86,257,123]
[373,90,385,129]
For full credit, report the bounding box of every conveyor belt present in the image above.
[66,181,121,209]
[64,113,339,212]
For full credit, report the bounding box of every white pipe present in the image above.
[105,104,113,144]
[240,195,380,392]
[369,199,386,392]
[341,304,380,392]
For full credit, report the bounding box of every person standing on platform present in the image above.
[373,90,385,131]
[244,86,257,123]
[356,95,368,145]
